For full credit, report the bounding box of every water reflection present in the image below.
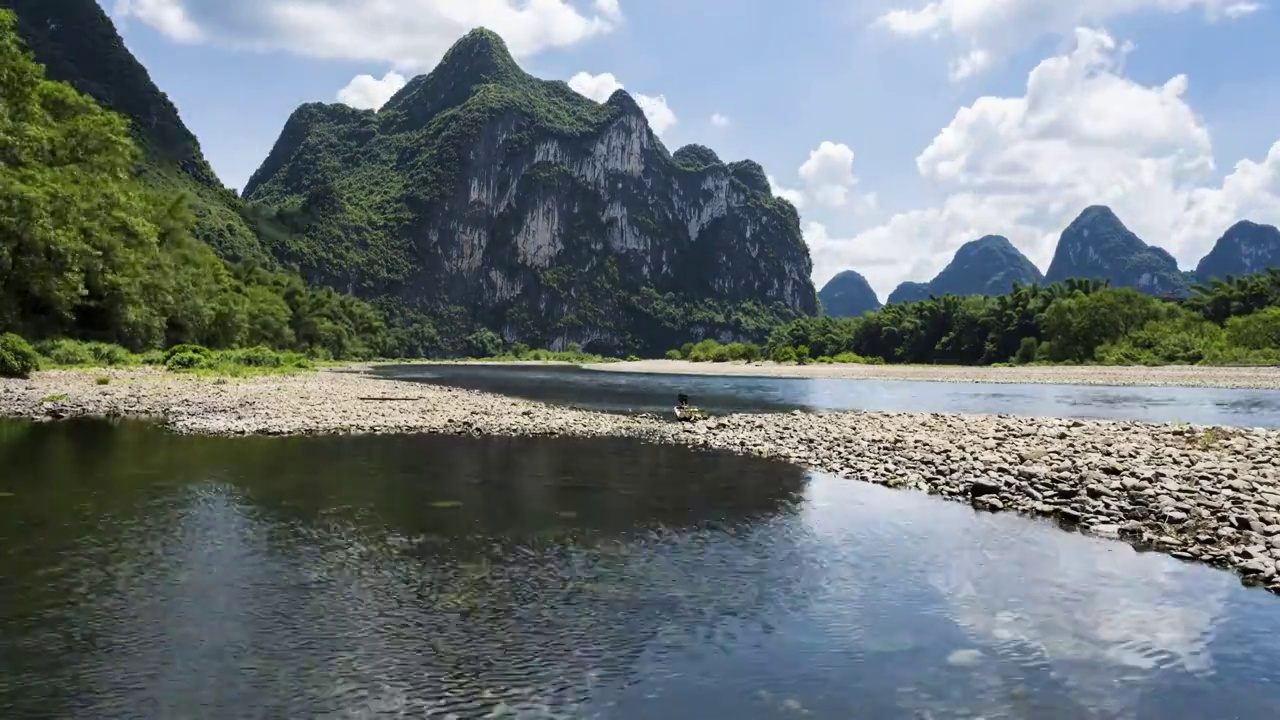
[2,419,1280,718]
[379,364,1280,427]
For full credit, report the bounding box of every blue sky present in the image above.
[103,0,1280,298]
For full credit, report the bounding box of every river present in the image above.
[2,418,1278,718]
[378,364,1280,428]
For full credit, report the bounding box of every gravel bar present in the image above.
[4,366,1280,595]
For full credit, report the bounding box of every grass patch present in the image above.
[39,393,69,402]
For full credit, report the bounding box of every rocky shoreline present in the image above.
[3,367,1280,595]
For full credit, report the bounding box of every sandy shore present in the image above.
[581,359,1280,389]
[3,367,1280,595]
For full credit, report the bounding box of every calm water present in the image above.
[2,419,1279,718]
[379,364,1280,428]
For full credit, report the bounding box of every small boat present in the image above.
[674,394,705,422]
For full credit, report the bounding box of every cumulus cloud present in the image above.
[876,0,1259,81]
[567,71,677,135]
[813,26,1280,297]
[336,71,407,110]
[113,0,202,42]
[767,141,877,217]
[709,112,731,128]
[798,141,863,208]
[111,0,622,70]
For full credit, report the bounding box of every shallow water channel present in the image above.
[379,364,1280,428]
[2,418,1279,718]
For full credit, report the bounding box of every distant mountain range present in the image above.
[821,205,1280,316]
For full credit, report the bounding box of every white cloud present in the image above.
[567,71,677,135]
[111,0,622,70]
[798,141,862,208]
[336,71,407,110]
[709,112,731,128]
[816,26,1280,297]
[876,0,1260,81]
[113,0,202,42]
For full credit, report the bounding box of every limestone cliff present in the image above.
[244,29,816,354]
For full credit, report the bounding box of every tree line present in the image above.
[669,271,1280,366]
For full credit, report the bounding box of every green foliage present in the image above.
[464,329,504,358]
[0,332,40,377]
[164,351,205,370]
[3,0,266,261]
[163,345,313,374]
[681,339,761,362]
[0,12,391,361]
[761,272,1280,367]
[163,344,212,364]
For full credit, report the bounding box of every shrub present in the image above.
[1014,336,1039,364]
[795,345,811,364]
[140,350,165,365]
[165,351,208,370]
[36,339,95,366]
[95,376,111,385]
[163,344,212,364]
[224,345,283,367]
[0,333,40,378]
[85,342,132,366]
[771,345,797,363]
[664,349,683,360]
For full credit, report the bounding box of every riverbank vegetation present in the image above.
[0,336,317,379]
[752,273,1280,367]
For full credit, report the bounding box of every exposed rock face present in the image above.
[1196,220,1280,282]
[0,0,264,260]
[886,281,931,305]
[819,270,882,317]
[928,235,1043,296]
[1044,205,1188,296]
[244,29,816,354]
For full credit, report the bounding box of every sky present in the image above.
[103,0,1280,300]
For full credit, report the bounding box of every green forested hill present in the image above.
[0,9,385,357]
[243,29,816,356]
[0,0,266,261]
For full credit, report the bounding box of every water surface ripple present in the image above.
[1,419,1278,718]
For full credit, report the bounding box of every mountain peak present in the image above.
[442,27,518,76]
[672,144,722,170]
[967,234,1013,248]
[1195,219,1280,282]
[604,87,643,114]
[1046,206,1186,294]
[1069,204,1121,228]
[819,270,882,318]
[920,234,1043,297]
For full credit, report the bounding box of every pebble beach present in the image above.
[4,365,1280,596]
